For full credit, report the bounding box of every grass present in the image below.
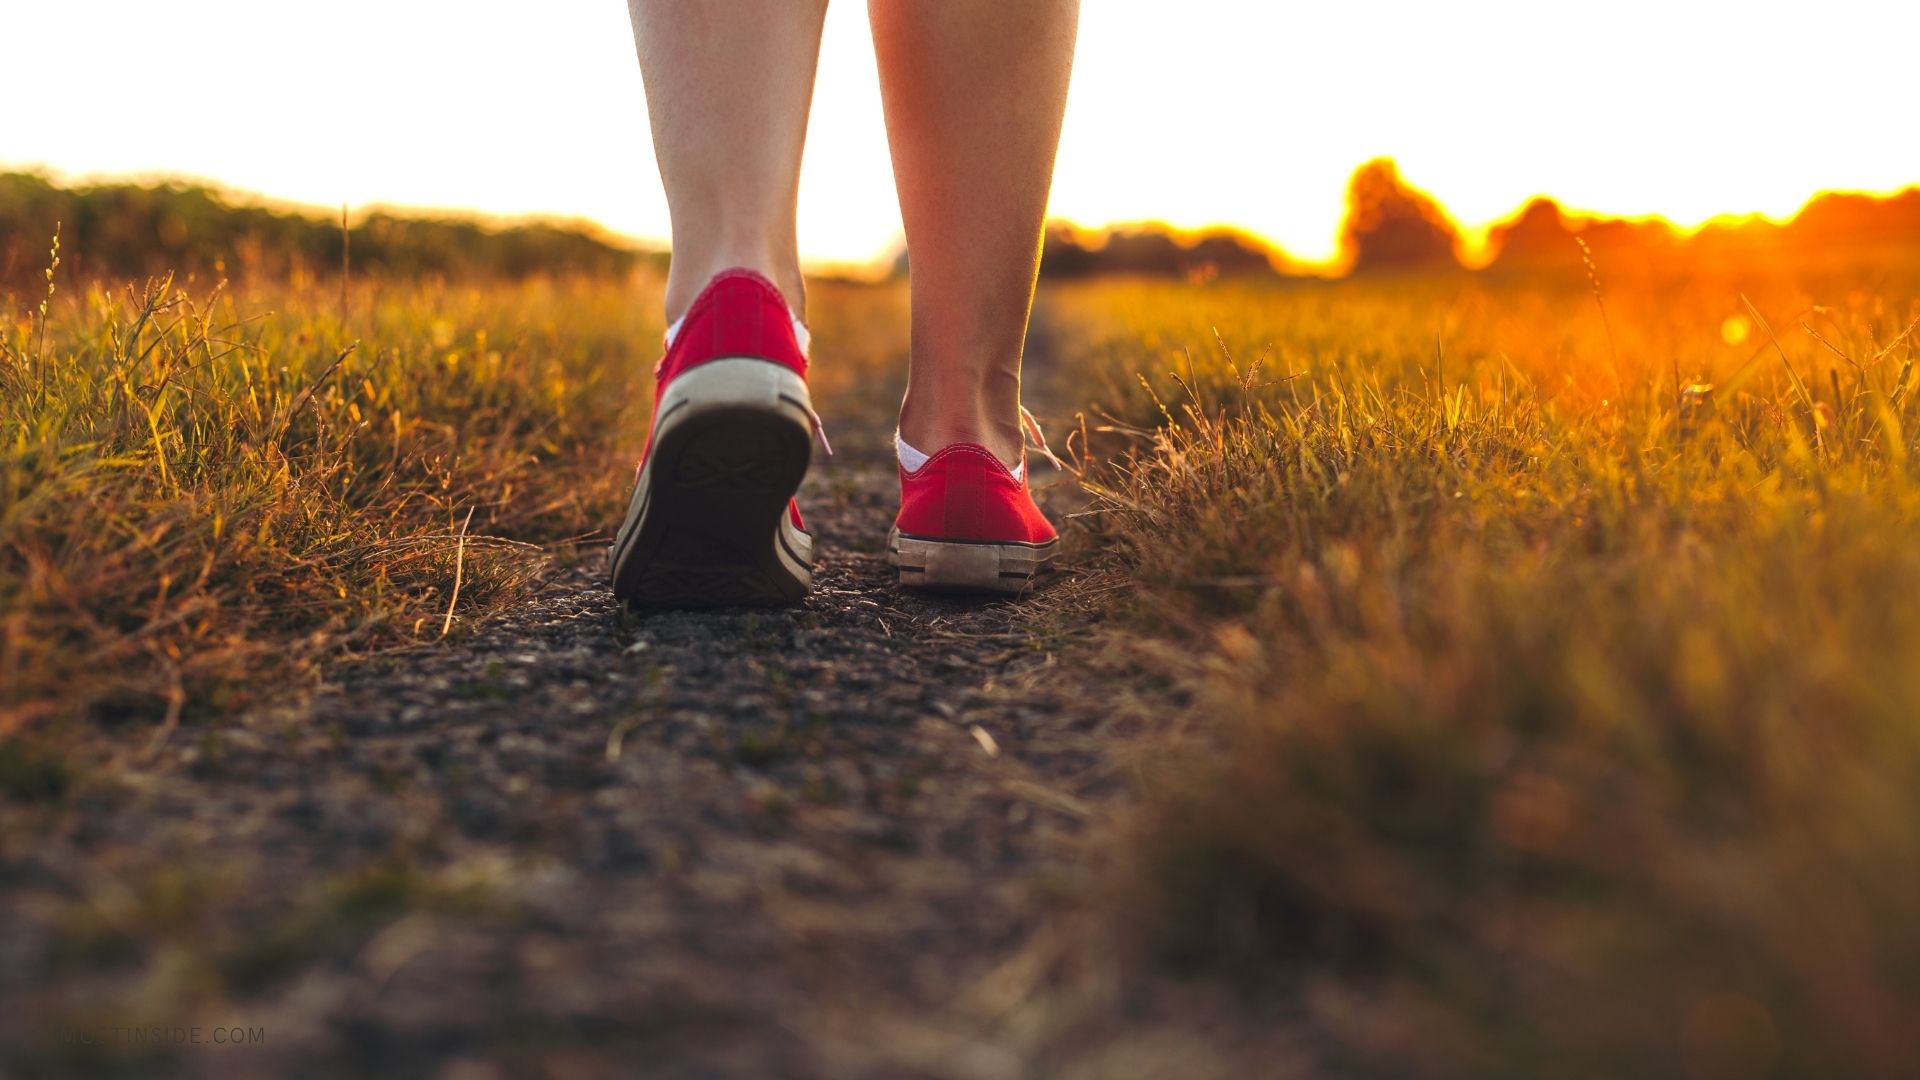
[8,241,1920,1075]
[0,268,901,731]
[1,272,654,729]
[1054,270,1920,1076]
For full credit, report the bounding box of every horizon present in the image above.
[10,161,1913,281]
[6,1,1916,272]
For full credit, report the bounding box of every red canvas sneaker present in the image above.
[610,269,818,609]
[889,437,1059,594]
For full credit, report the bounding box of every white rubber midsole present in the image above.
[888,527,1057,594]
[773,504,814,584]
[612,358,815,586]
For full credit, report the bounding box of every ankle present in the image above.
[898,395,1024,469]
[663,248,805,325]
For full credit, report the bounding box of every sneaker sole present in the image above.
[610,358,814,609]
[888,527,1058,594]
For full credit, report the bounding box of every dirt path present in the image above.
[2,438,1137,1077]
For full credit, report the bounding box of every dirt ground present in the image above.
[0,431,1198,1078]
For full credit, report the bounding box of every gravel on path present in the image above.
[1,456,1138,1079]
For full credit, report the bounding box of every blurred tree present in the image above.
[1787,189,1920,255]
[1039,222,1287,280]
[1340,158,1463,274]
[1483,197,1675,279]
[0,173,659,293]
[1483,197,1574,269]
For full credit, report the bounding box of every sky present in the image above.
[5,1,1917,268]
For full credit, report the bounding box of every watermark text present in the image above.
[63,1026,266,1047]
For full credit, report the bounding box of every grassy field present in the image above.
[0,270,904,730]
[1054,269,1920,1076]
[2,273,640,730]
[6,253,1920,1075]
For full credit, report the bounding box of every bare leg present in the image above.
[870,0,1080,465]
[628,0,829,323]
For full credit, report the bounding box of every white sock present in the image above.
[664,311,811,357]
[896,431,1023,482]
[895,431,931,473]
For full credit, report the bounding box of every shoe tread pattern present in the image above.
[612,406,810,610]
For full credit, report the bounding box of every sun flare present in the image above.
[2,0,1915,270]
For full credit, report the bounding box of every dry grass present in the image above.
[0,273,662,729]
[1054,269,1920,1076]
[10,239,1920,1075]
[0,269,906,731]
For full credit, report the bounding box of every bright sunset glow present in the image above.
[6,0,1916,268]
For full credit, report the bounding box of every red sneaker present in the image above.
[889,442,1059,593]
[610,269,817,608]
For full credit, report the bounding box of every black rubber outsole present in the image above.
[610,406,812,610]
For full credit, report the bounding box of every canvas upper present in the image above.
[894,443,1057,546]
[646,268,810,532]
